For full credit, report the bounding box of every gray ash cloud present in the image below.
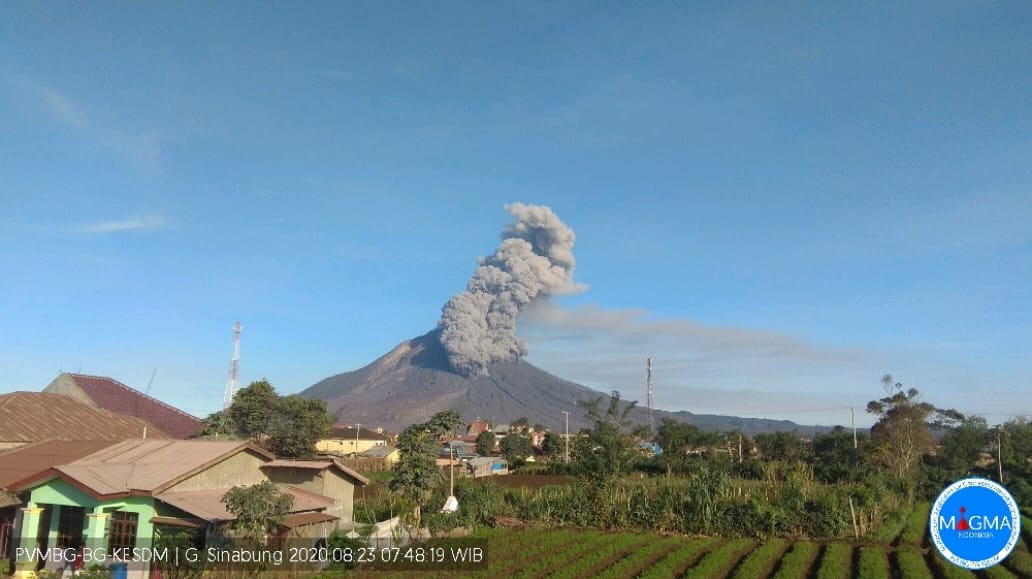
[438,203,583,377]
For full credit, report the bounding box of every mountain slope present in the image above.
[302,330,829,435]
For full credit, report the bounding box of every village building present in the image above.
[0,392,169,451]
[315,424,389,456]
[6,439,367,579]
[0,440,116,566]
[465,420,491,437]
[43,373,202,439]
[359,445,400,465]
[466,457,509,478]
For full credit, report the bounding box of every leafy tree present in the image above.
[196,411,235,439]
[267,395,334,458]
[228,379,279,444]
[573,390,638,478]
[754,431,810,463]
[475,430,496,456]
[500,432,533,466]
[541,431,564,460]
[511,417,529,434]
[866,375,947,481]
[221,481,294,542]
[426,409,462,440]
[999,418,1032,485]
[389,412,459,526]
[655,418,712,456]
[812,426,870,483]
[937,416,989,475]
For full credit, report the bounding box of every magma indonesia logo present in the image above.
[929,478,1021,570]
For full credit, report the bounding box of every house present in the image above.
[360,445,400,465]
[315,424,389,456]
[44,372,202,439]
[0,440,116,565]
[465,420,491,437]
[261,459,369,527]
[0,392,169,451]
[7,439,367,578]
[466,457,508,478]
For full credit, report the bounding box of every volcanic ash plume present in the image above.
[439,203,584,377]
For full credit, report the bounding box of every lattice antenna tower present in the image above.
[222,322,242,410]
[647,357,654,438]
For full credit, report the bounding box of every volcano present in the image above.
[301,330,609,432]
[300,330,823,435]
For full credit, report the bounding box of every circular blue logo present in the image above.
[929,478,1021,570]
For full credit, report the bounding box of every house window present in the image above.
[107,512,139,552]
[57,506,86,548]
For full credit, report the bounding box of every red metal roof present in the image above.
[57,373,202,439]
[0,392,169,444]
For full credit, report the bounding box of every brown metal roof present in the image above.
[47,373,202,439]
[155,485,334,522]
[11,439,269,497]
[261,458,370,486]
[0,392,169,444]
[0,440,115,491]
[283,512,338,529]
[150,516,206,529]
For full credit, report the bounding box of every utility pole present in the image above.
[562,411,570,463]
[355,423,361,467]
[851,407,857,450]
[646,358,654,438]
[998,428,1004,484]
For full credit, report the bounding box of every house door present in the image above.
[0,507,15,560]
[57,506,86,548]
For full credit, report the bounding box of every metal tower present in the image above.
[222,322,242,410]
[647,357,654,437]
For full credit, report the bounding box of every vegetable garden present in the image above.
[329,502,1032,578]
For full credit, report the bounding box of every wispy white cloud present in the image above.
[522,302,860,364]
[76,214,172,234]
[3,71,162,172]
[519,302,874,424]
[12,75,87,128]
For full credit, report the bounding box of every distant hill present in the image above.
[301,330,831,435]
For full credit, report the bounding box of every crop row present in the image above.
[682,538,754,579]
[813,542,851,579]
[728,538,787,579]
[545,532,653,579]
[357,526,1032,579]
[771,541,817,579]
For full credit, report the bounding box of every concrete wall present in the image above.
[320,470,357,524]
[264,468,357,525]
[316,438,385,455]
[164,449,269,493]
[264,468,320,488]
[41,374,96,408]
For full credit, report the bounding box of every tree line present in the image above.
[197,379,334,459]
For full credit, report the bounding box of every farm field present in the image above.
[331,502,1032,578]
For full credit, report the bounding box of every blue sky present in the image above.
[1,2,1029,427]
